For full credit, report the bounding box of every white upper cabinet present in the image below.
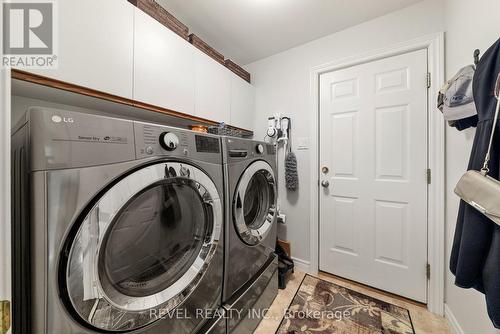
[194,49,231,124]
[25,2,255,130]
[31,0,134,98]
[133,8,195,115]
[230,74,255,130]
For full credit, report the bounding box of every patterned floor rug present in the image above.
[276,275,415,334]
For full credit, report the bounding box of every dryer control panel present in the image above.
[222,136,275,165]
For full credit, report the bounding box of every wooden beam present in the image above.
[11,69,253,136]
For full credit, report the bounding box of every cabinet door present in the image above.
[31,0,134,98]
[194,50,231,123]
[230,74,255,130]
[134,8,195,115]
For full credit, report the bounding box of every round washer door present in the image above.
[61,162,222,332]
[233,160,277,246]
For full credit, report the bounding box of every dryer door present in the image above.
[233,160,277,246]
[60,161,222,332]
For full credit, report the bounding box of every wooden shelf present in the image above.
[11,69,253,136]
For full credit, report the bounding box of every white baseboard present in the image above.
[291,257,311,273]
[444,304,465,334]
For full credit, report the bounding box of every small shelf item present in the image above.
[208,123,247,138]
[189,125,209,133]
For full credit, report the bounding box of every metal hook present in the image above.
[474,49,481,66]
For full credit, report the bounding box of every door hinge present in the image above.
[426,263,431,280]
[426,72,432,88]
[427,168,432,184]
[0,300,10,334]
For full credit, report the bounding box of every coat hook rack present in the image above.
[474,49,481,65]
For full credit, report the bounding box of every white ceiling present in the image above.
[156,0,423,65]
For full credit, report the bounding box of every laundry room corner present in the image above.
[4,0,500,333]
[245,0,446,275]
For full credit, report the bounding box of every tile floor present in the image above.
[255,270,451,334]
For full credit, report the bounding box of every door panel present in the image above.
[375,105,409,180]
[319,49,428,302]
[330,112,357,178]
[330,196,358,255]
[374,200,408,266]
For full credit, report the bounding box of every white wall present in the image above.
[444,0,500,333]
[247,0,500,332]
[245,0,446,269]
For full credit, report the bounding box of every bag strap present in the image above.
[481,92,500,175]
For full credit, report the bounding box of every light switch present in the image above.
[297,137,309,150]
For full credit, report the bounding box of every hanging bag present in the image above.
[454,73,500,226]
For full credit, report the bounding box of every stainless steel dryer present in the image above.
[11,107,225,334]
[221,137,278,333]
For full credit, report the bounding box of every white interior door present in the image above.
[319,49,428,303]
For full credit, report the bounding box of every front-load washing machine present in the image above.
[11,107,225,334]
[221,137,278,333]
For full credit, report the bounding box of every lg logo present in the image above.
[52,115,74,124]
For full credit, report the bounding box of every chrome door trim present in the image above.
[233,160,277,246]
[64,162,222,332]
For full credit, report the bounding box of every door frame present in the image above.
[0,67,12,333]
[308,33,445,315]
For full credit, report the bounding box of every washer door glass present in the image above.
[62,162,222,332]
[99,180,206,298]
[233,161,277,246]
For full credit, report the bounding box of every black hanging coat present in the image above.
[450,37,500,328]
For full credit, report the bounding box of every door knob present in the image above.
[321,180,330,188]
